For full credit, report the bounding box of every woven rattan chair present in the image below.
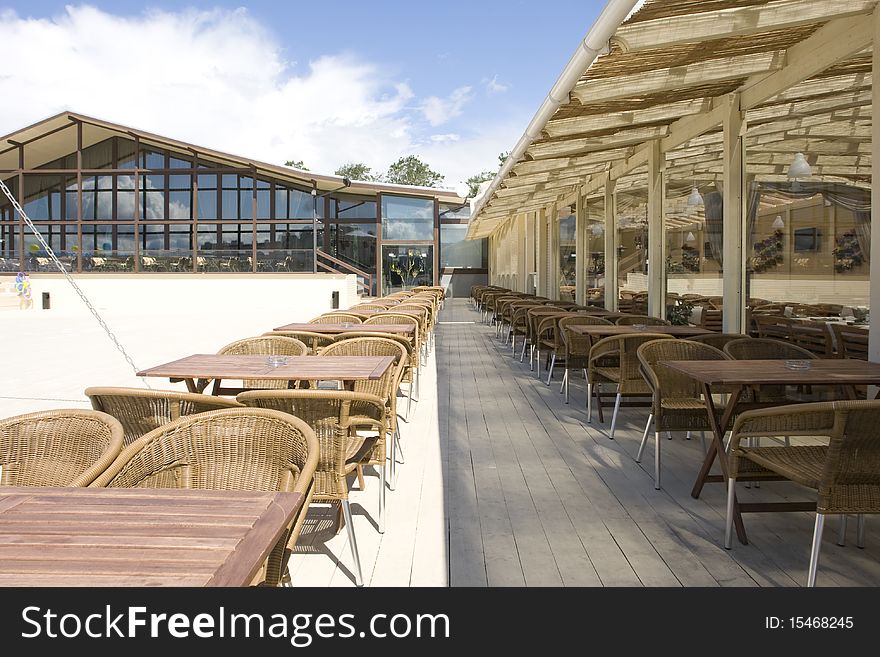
[85,387,242,446]
[237,390,387,586]
[636,339,730,489]
[91,408,317,587]
[1,409,123,487]
[615,315,670,326]
[832,324,869,360]
[319,336,407,489]
[309,313,364,324]
[558,315,614,403]
[349,304,391,312]
[536,312,578,383]
[724,338,817,403]
[213,335,309,395]
[263,330,335,354]
[509,301,544,358]
[526,307,565,374]
[392,305,431,362]
[587,333,674,438]
[725,400,880,585]
[686,333,749,350]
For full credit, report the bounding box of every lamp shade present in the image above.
[687,186,703,206]
[772,215,784,229]
[787,152,812,178]
[590,224,604,236]
[685,231,696,243]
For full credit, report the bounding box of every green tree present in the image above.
[285,159,309,170]
[384,155,444,187]
[334,162,377,181]
[498,151,510,166]
[465,171,496,198]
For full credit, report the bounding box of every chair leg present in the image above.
[562,369,569,403]
[356,465,365,490]
[511,334,516,355]
[609,391,622,439]
[342,500,364,587]
[837,515,847,546]
[536,349,541,377]
[406,382,413,420]
[725,478,736,549]
[415,367,420,400]
[653,431,661,490]
[559,367,567,394]
[856,515,866,549]
[636,413,652,462]
[586,383,593,422]
[379,464,386,534]
[700,431,707,454]
[545,354,556,386]
[807,514,825,587]
[686,431,692,440]
[395,429,405,465]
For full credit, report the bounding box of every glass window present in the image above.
[330,222,376,274]
[0,224,18,271]
[169,155,191,169]
[23,175,63,221]
[117,175,136,220]
[140,174,166,220]
[81,139,114,169]
[140,148,165,169]
[439,202,471,220]
[440,223,485,268]
[558,210,576,299]
[584,197,606,307]
[615,183,649,314]
[82,224,135,271]
[23,224,78,272]
[64,177,78,220]
[274,185,314,219]
[255,223,315,272]
[382,244,433,293]
[81,175,114,220]
[168,174,192,220]
[140,224,193,272]
[197,174,217,220]
[381,194,434,241]
[332,195,377,220]
[256,180,270,219]
[196,223,252,272]
[117,138,137,169]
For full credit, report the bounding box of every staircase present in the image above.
[315,250,374,296]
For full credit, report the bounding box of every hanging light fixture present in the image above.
[685,231,696,243]
[772,215,785,229]
[687,185,703,206]
[787,152,812,179]
[590,223,604,236]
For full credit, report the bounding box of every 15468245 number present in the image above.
[790,617,854,629]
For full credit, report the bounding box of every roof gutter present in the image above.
[469,0,643,234]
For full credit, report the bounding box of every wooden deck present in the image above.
[290,298,880,587]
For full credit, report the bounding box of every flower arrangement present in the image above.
[751,229,784,273]
[832,231,864,273]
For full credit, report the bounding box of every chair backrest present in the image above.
[590,333,673,390]
[218,336,309,389]
[637,339,728,401]
[686,333,749,350]
[349,304,389,312]
[309,313,364,324]
[262,331,335,354]
[85,387,242,446]
[615,315,670,326]
[724,337,815,361]
[789,320,834,357]
[699,308,723,332]
[558,315,613,357]
[318,336,407,402]
[753,315,792,340]
[1,409,123,486]
[236,390,385,501]
[831,324,869,360]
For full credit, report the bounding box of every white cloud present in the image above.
[421,86,473,126]
[0,5,522,192]
[485,74,509,94]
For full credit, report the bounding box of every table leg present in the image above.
[691,384,748,544]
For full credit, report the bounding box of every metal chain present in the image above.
[0,178,151,387]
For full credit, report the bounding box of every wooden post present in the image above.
[575,193,587,305]
[647,140,665,318]
[548,203,560,301]
[604,176,618,311]
[722,93,746,334]
[871,10,880,372]
[536,207,548,296]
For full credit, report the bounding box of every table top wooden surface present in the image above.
[568,325,713,337]
[662,358,880,386]
[138,354,395,381]
[0,487,304,586]
[273,322,415,334]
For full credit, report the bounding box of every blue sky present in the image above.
[0,1,606,190]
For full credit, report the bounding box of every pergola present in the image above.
[467,0,877,355]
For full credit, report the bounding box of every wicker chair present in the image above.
[687,333,750,350]
[615,315,670,326]
[509,301,544,359]
[213,335,309,395]
[725,400,880,585]
[587,333,674,438]
[832,324,869,360]
[724,338,817,403]
[558,315,614,403]
[636,339,730,489]
[349,304,391,312]
[263,330,335,354]
[237,390,387,586]
[309,313,364,324]
[318,337,407,490]
[90,408,317,587]
[1,409,123,487]
[393,305,431,361]
[85,387,242,447]
[536,312,579,383]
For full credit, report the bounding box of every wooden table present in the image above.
[568,325,713,338]
[273,322,414,334]
[0,487,304,586]
[661,359,880,544]
[138,353,395,396]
